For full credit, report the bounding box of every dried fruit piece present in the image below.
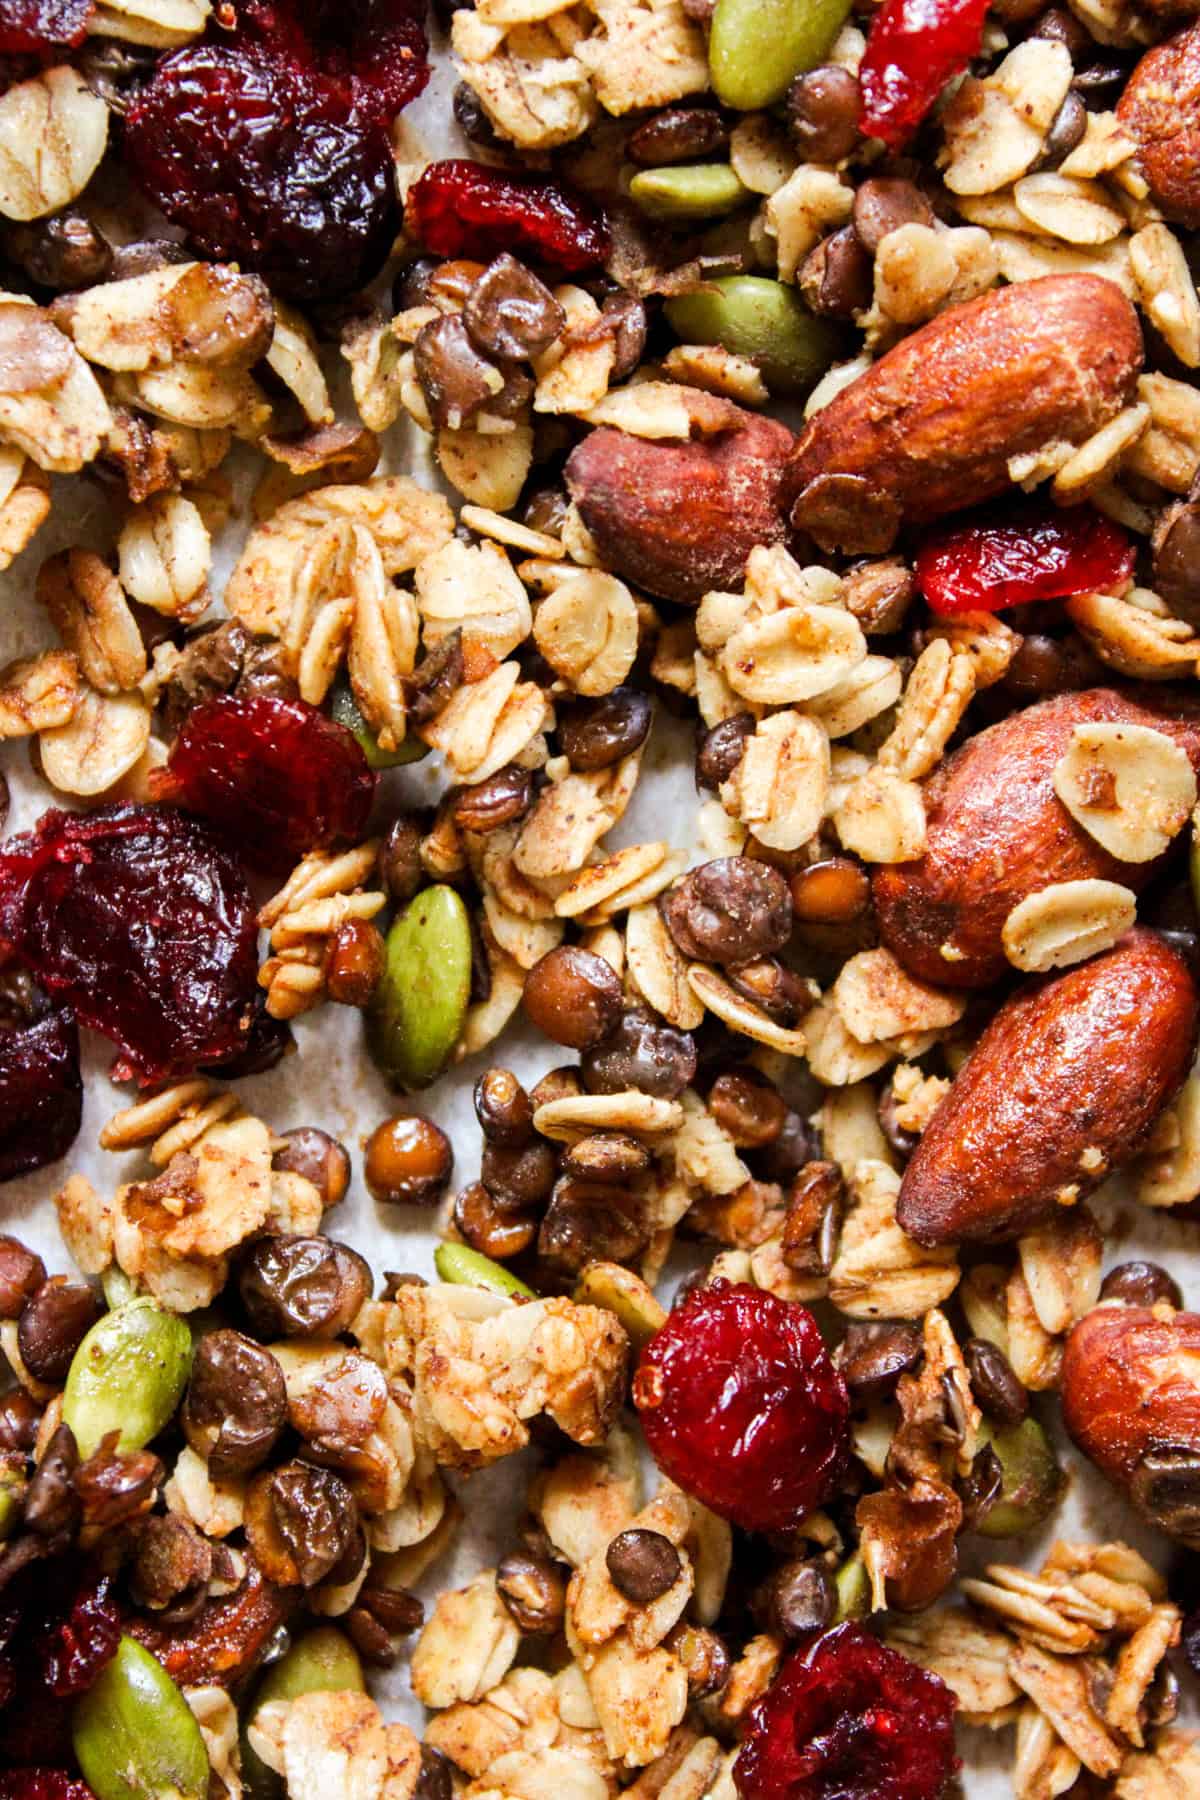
[634,1281,849,1532]
[786,276,1142,552]
[0,1006,81,1183]
[0,805,259,1085]
[915,507,1135,616]
[39,1569,120,1700]
[162,695,376,874]
[406,161,609,274]
[0,0,91,53]
[124,0,430,301]
[734,1622,959,1800]
[859,0,990,148]
[0,1775,95,1800]
[897,929,1200,1245]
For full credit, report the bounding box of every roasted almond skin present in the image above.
[1061,1305,1200,1487]
[565,409,795,606]
[127,1556,296,1688]
[1118,24,1200,229]
[784,276,1142,552]
[897,929,1200,1247]
[874,688,1200,990]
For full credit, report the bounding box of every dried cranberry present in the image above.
[0,1007,81,1182]
[734,1623,959,1800]
[915,505,1135,615]
[633,1282,849,1532]
[859,0,989,148]
[161,695,376,873]
[0,0,91,54]
[406,161,609,274]
[37,1569,120,1699]
[124,0,429,299]
[0,1774,95,1800]
[0,805,259,1085]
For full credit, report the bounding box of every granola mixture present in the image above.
[5,0,1200,1793]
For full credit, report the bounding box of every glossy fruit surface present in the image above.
[406,161,610,273]
[124,0,428,298]
[915,506,1135,614]
[0,1006,82,1182]
[633,1281,849,1531]
[163,695,376,872]
[859,0,990,146]
[0,0,91,52]
[0,805,258,1085]
[734,1623,959,1800]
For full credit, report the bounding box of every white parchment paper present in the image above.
[0,40,1194,1789]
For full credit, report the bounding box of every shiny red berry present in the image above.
[734,1624,959,1800]
[633,1282,849,1532]
[0,804,259,1086]
[915,505,1135,615]
[124,0,428,299]
[0,1007,82,1183]
[162,694,377,873]
[859,0,989,148]
[406,160,610,274]
[0,0,91,54]
[0,1773,96,1800]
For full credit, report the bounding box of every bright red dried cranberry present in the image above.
[38,1570,120,1699]
[0,1773,95,1800]
[161,695,376,873]
[915,505,1135,614]
[0,1006,81,1182]
[632,1281,849,1532]
[0,0,91,54]
[406,161,610,274]
[734,1624,959,1800]
[0,805,259,1086]
[859,0,989,148]
[124,0,428,299]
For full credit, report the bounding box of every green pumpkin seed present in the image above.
[100,1266,137,1309]
[628,164,750,223]
[434,1242,535,1300]
[367,884,473,1090]
[73,1636,209,1800]
[833,1551,870,1622]
[664,276,842,394]
[330,683,428,770]
[573,1261,665,1350]
[241,1627,364,1800]
[975,1418,1065,1539]
[710,0,854,109]
[0,1462,24,1542]
[63,1297,192,1460]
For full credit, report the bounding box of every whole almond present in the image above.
[873,687,1200,990]
[897,929,1200,1246]
[785,275,1141,553]
[565,408,794,606]
[1061,1304,1200,1543]
[1118,24,1200,229]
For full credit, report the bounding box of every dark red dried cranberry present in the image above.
[0,805,259,1085]
[915,505,1135,615]
[37,1568,120,1699]
[859,0,989,147]
[734,1623,959,1800]
[124,0,429,300]
[161,695,376,873]
[0,1773,95,1800]
[0,0,91,53]
[406,160,609,274]
[633,1282,849,1532]
[0,1007,81,1182]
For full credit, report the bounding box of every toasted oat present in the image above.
[1053,721,1197,863]
[829,1159,959,1318]
[1001,878,1138,973]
